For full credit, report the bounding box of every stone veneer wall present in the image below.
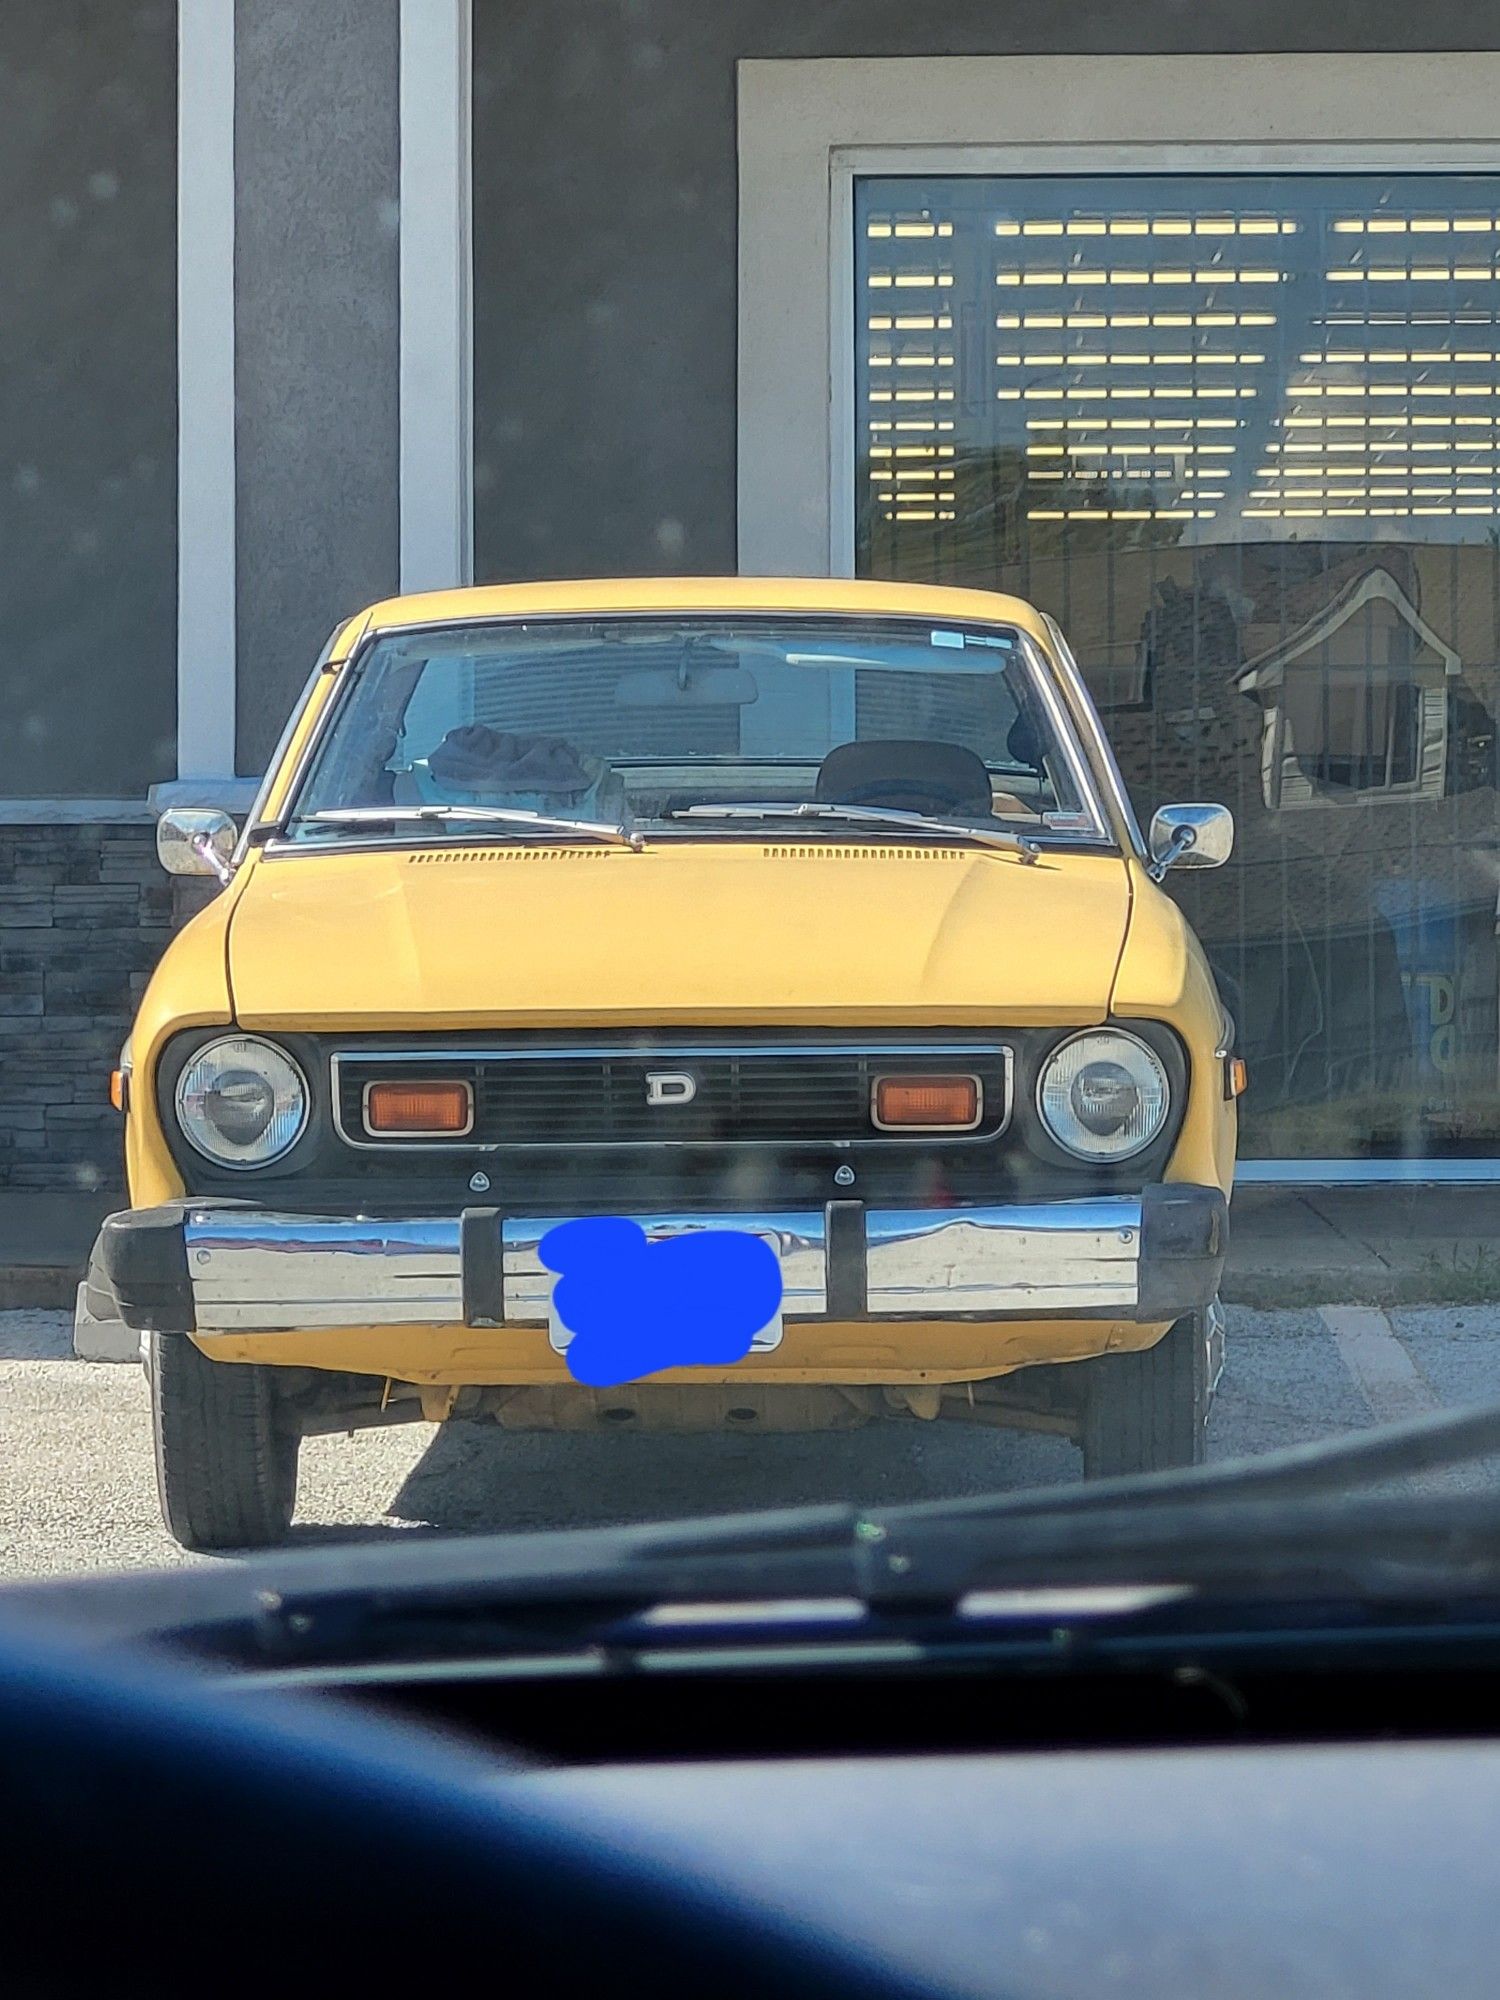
[0,824,208,1193]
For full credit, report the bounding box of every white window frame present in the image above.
[737,54,1500,1184]
[163,0,474,818]
[399,0,474,595]
[737,53,1500,581]
[175,0,238,785]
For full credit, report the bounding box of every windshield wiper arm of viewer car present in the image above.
[298,806,645,850]
[191,1465,1500,1676]
[645,1393,1500,1561]
[592,1396,1500,1607]
[663,801,1041,860]
[87,1399,1500,1672]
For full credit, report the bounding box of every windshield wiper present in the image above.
[662,800,1041,861]
[296,806,644,850]
[628,1396,1500,1598]
[69,1397,1500,1678]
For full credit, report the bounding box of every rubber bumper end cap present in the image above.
[1137,1183,1229,1321]
[99,1206,195,1336]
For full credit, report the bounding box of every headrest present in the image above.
[814,739,993,817]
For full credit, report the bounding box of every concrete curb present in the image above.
[71,1278,141,1363]
[0,1269,81,1310]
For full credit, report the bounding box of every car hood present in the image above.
[226,840,1132,1028]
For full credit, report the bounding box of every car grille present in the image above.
[332,1040,1011,1150]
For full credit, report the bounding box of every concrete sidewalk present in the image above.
[1224,1184,1498,1308]
[0,1181,1493,1315]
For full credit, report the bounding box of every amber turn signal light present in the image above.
[1227,1057,1249,1099]
[364,1080,474,1136]
[872,1074,981,1130]
[108,1069,127,1114]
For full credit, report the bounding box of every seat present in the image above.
[814,740,993,818]
[1006,711,1045,772]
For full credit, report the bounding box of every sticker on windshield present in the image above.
[932,628,1013,652]
[539,1217,784,1387]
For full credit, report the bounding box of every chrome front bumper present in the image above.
[100,1188,1227,1337]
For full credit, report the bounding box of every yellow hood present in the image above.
[226,841,1132,1029]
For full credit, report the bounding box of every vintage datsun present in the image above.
[98,578,1238,1549]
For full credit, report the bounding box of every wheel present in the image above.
[149,1332,299,1550]
[1079,1308,1211,1479]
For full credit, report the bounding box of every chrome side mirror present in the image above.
[1147,802,1234,881]
[157,807,238,883]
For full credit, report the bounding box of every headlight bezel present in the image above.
[172,1034,312,1171]
[1031,1024,1184,1168]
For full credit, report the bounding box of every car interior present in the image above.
[10,1502,1500,2000]
[396,735,1053,824]
[357,628,1068,826]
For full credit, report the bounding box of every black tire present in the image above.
[149,1332,299,1551]
[1079,1309,1209,1480]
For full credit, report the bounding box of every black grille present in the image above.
[333,1042,1010,1149]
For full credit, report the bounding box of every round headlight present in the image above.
[1037,1030,1170,1160]
[175,1036,309,1168]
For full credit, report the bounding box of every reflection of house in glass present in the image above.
[916,529,1499,1157]
[1235,565,1458,810]
[1125,549,1497,1156]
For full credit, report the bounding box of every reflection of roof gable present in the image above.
[1235,565,1461,691]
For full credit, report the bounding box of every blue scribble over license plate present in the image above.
[547,1231,785,1357]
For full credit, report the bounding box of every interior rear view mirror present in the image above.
[617,665,759,708]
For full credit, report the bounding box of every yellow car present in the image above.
[100,578,1238,1550]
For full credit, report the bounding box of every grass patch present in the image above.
[1224,1247,1500,1311]
[1414,1243,1500,1305]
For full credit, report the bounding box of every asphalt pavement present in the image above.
[3,1302,1499,1581]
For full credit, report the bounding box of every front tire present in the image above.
[149,1333,299,1551]
[1079,1309,1210,1480]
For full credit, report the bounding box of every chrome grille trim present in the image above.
[330,1041,1013,1153]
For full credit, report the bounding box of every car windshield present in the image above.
[282,615,1103,842]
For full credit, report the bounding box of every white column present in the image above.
[399,0,473,594]
[176,0,238,779]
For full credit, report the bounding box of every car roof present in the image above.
[349,575,1052,643]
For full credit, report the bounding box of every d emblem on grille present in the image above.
[645,1071,697,1107]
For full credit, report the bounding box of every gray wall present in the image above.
[234,0,400,774]
[0,4,176,797]
[472,0,1500,586]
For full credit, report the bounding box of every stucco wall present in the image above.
[234,0,401,774]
